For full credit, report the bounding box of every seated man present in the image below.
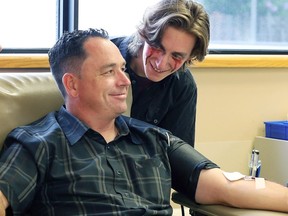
[0,28,287,215]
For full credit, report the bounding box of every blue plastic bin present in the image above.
[264,121,288,140]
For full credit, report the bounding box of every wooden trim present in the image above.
[192,54,288,68]
[0,54,288,69]
[0,54,49,69]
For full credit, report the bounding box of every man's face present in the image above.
[75,37,131,117]
[142,26,197,82]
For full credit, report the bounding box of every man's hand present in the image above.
[0,191,8,216]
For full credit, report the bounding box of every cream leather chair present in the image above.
[0,72,287,216]
[0,72,64,150]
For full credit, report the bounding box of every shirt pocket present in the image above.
[133,157,171,185]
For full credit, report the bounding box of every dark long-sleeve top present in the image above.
[111,36,197,147]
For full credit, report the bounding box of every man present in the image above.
[111,0,209,147]
[0,28,287,215]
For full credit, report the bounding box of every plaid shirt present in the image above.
[0,106,217,215]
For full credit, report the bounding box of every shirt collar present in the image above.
[115,115,130,137]
[58,106,133,145]
[58,106,89,145]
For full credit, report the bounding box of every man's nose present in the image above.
[119,71,131,86]
[155,53,170,70]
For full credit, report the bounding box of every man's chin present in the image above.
[147,76,165,82]
[146,72,167,82]
[118,107,130,116]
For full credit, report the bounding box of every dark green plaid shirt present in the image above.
[0,106,217,215]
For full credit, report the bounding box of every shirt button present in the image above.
[132,80,136,85]
[153,119,158,124]
[116,170,122,175]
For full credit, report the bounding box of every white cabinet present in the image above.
[253,136,288,186]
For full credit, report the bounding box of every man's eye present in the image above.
[173,55,184,60]
[150,46,164,55]
[102,70,114,76]
[147,42,160,50]
[151,45,161,51]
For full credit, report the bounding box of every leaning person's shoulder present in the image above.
[110,35,127,45]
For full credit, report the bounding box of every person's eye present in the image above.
[151,45,162,51]
[148,42,161,51]
[172,54,185,61]
[122,67,127,72]
[102,70,114,76]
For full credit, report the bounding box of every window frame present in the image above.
[0,0,288,69]
[0,54,288,69]
[0,0,78,54]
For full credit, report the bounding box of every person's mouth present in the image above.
[150,63,170,73]
[111,92,127,99]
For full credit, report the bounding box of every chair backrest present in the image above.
[0,72,64,150]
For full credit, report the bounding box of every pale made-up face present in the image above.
[75,37,131,118]
[142,26,197,82]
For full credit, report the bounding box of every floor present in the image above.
[173,206,190,216]
[171,190,190,215]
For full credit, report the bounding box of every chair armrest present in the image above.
[172,191,287,216]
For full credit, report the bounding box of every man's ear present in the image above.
[62,73,78,97]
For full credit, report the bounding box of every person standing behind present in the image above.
[111,0,209,147]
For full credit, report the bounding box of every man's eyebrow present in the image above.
[172,51,188,58]
[159,43,188,58]
[103,63,115,68]
[100,61,126,70]
[99,63,116,71]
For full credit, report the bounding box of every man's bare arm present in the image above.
[196,168,288,212]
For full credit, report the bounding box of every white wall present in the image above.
[192,67,288,174]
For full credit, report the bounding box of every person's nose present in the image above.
[118,70,131,86]
[155,53,170,70]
